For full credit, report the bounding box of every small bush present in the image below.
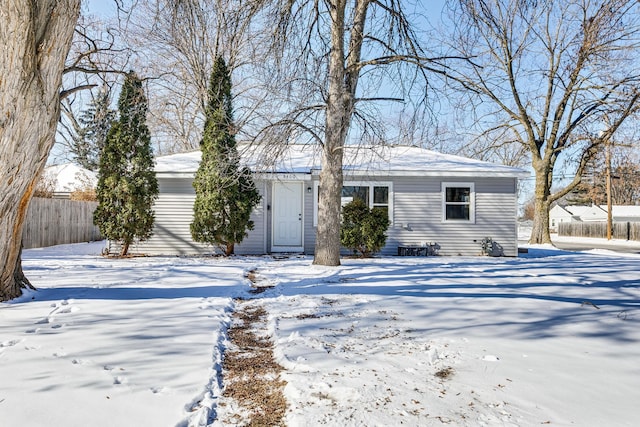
[69,188,97,201]
[34,173,56,198]
[340,199,390,257]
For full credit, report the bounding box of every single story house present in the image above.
[548,205,579,231]
[549,204,640,231]
[606,205,640,222]
[119,144,528,257]
[574,205,608,222]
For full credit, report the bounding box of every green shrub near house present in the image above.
[340,199,390,257]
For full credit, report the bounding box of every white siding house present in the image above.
[549,205,577,232]
[121,145,528,257]
[605,205,640,222]
[549,204,640,231]
[571,205,607,222]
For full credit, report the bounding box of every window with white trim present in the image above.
[442,182,475,222]
[314,181,392,226]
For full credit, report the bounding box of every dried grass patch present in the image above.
[220,302,287,426]
[435,366,454,380]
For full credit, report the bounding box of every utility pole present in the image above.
[605,137,613,240]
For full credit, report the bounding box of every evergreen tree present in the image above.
[94,72,158,256]
[72,87,116,171]
[191,56,260,256]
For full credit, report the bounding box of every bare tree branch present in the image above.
[443,0,640,243]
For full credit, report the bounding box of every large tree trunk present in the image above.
[529,166,553,244]
[13,245,35,292]
[0,1,81,301]
[313,0,351,267]
[313,142,345,266]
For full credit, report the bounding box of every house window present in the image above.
[372,186,389,216]
[442,182,475,222]
[314,182,392,226]
[342,186,369,205]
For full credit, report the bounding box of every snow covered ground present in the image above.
[1,242,639,426]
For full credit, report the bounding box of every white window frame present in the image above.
[313,181,393,227]
[442,182,475,223]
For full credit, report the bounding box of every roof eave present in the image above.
[340,170,529,179]
[157,169,529,179]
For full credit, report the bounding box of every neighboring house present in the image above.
[550,204,640,231]
[603,205,640,222]
[572,205,607,222]
[118,144,528,257]
[549,205,578,231]
[42,163,97,199]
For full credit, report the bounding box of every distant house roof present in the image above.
[564,205,600,217]
[550,205,575,218]
[43,164,97,194]
[602,205,640,218]
[554,204,640,224]
[154,144,529,179]
[572,205,607,221]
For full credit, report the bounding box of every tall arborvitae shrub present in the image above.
[94,72,158,256]
[191,56,260,256]
[340,199,390,257]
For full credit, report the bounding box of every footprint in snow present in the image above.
[56,306,79,315]
[150,386,169,394]
[482,355,500,362]
[49,300,78,315]
[113,376,128,385]
[0,339,23,348]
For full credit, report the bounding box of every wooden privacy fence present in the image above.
[23,197,102,249]
[559,221,640,241]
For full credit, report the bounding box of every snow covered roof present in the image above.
[602,205,640,218]
[565,205,602,217]
[154,144,529,178]
[43,163,97,193]
[555,204,640,222]
[549,205,574,218]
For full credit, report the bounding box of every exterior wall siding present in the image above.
[385,176,518,257]
[235,180,267,255]
[114,174,519,257]
[118,177,267,256]
[303,183,315,254]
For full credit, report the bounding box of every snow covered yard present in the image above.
[1,243,639,426]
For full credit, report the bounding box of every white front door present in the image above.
[272,182,303,250]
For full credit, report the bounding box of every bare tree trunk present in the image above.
[13,245,35,292]
[312,0,351,267]
[225,243,234,257]
[0,0,81,301]
[529,167,552,244]
[313,144,344,266]
[120,241,130,257]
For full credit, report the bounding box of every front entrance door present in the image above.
[272,182,303,250]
